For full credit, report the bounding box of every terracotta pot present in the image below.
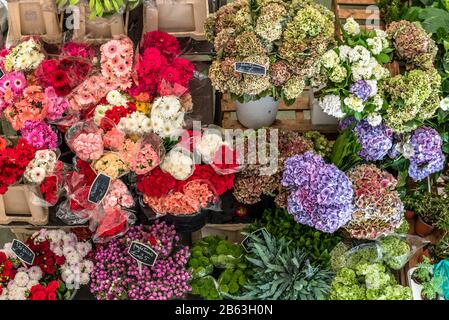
[405,210,416,220]
[415,216,435,237]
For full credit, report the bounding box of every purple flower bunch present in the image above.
[21,120,58,149]
[408,126,445,181]
[349,80,372,102]
[90,222,191,300]
[353,119,393,161]
[282,151,354,233]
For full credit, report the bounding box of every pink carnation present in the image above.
[72,132,104,161]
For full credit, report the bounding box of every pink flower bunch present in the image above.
[103,127,125,151]
[62,42,96,59]
[102,179,134,211]
[69,76,117,112]
[72,131,104,161]
[21,120,58,150]
[0,71,27,97]
[143,180,215,215]
[90,222,191,300]
[131,143,160,175]
[45,87,69,121]
[100,38,134,90]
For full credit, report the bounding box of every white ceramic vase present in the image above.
[235,96,279,129]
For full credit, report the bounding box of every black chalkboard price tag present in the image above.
[234,62,267,76]
[0,68,4,79]
[11,239,35,265]
[88,173,111,204]
[128,241,158,267]
[241,228,267,253]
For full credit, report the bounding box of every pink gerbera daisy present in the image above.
[101,40,120,59]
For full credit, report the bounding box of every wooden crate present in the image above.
[332,0,384,33]
[142,0,209,40]
[191,223,250,244]
[220,91,338,133]
[0,185,48,225]
[72,2,128,44]
[6,0,63,46]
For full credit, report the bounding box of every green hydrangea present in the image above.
[379,236,411,270]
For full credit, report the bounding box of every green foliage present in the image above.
[395,217,411,234]
[330,126,362,172]
[412,256,433,284]
[433,233,449,259]
[188,236,251,299]
[252,207,342,267]
[404,192,449,229]
[421,276,444,300]
[241,230,334,300]
[303,131,335,159]
[377,0,410,24]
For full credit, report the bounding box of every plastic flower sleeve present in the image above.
[91,207,136,243]
[130,133,165,175]
[377,234,430,270]
[342,243,383,270]
[65,120,104,162]
[433,260,449,300]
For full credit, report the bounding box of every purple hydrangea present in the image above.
[408,126,445,181]
[349,80,372,102]
[282,151,353,233]
[21,120,58,150]
[353,119,393,161]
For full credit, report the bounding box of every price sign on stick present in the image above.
[11,239,35,266]
[128,241,158,274]
[234,62,267,76]
[88,173,111,204]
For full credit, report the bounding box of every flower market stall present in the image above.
[0,0,449,302]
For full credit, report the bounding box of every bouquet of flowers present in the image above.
[129,133,163,175]
[0,138,36,194]
[343,164,403,240]
[282,151,354,233]
[0,229,93,300]
[206,0,335,103]
[1,38,45,72]
[66,120,104,162]
[317,18,391,122]
[90,222,191,300]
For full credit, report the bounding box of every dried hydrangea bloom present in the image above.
[387,20,437,70]
[270,60,291,86]
[344,164,403,240]
[255,2,287,42]
[235,31,267,57]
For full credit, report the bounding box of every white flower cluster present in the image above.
[160,148,194,180]
[440,96,449,111]
[367,29,390,55]
[343,17,360,36]
[24,150,58,184]
[94,90,129,125]
[196,132,228,163]
[36,229,93,290]
[318,94,344,118]
[3,39,45,72]
[151,95,185,139]
[117,111,152,136]
[2,267,42,300]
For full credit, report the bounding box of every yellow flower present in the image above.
[136,101,151,114]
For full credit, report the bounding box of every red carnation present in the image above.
[0,252,6,263]
[47,280,60,292]
[55,255,65,266]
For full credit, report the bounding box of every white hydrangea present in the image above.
[348,46,371,65]
[367,37,383,55]
[372,95,384,111]
[329,65,347,83]
[343,17,360,36]
[344,95,364,112]
[321,50,340,69]
[319,94,345,118]
[338,45,352,61]
[372,63,390,80]
[440,96,449,111]
[367,113,382,127]
[352,62,372,81]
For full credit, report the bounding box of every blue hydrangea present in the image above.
[282,152,354,233]
[349,80,372,102]
[353,119,393,161]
